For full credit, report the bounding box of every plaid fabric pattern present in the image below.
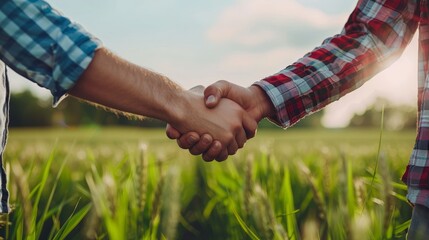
[0,0,101,104]
[0,0,101,213]
[255,0,429,207]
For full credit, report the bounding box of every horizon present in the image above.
[7,0,418,127]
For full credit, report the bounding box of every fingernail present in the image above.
[206,95,216,105]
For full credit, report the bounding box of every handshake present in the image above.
[165,80,275,162]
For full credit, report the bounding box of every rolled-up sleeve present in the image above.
[0,0,102,105]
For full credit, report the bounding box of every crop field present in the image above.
[0,127,417,239]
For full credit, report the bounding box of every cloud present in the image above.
[219,46,305,74]
[204,0,351,83]
[207,0,349,48]
[206,0,418,128]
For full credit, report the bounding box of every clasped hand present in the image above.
[166,81,273,161]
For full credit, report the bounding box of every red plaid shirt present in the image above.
[255,0,429,207]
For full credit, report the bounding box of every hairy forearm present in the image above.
[69,47,183,122]
[70,47,254,156]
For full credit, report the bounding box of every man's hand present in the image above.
[68,48,257,161]
[167,87,258,161]
[166,81,275,161]
[204,80,274,121]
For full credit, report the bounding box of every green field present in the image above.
[1,128,417,239]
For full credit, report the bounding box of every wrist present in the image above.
[248,85,276,121]
[165,90,187,127]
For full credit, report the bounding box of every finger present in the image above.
[242,114,258,139]
[235,127,247,149]
[189,134,213,155]
[215,149,228,162]
[204,80,232,108]
[166,124,182,139]
[227,140,239,155]
[176,132,200,149]
[202,140,222,162]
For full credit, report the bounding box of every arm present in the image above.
[68,48,182,123]
[254,0,420,127]
[168,0,420,151]
[206,0,420,126]
[70,48,257,158]
[0,0,257,156]
[0,0,101,104]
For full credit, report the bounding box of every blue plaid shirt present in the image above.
[0,0,101,213]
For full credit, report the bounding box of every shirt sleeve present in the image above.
[0,0,102,105]
[254,0,419,128]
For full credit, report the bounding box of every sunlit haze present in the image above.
[8,0,418,127]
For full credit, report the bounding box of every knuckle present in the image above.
[232,122,242,132]
[212,142,222,152]
[207,80,224,92]
[183,137,194,147]
[201,135,212,146]
[226,132,235,140]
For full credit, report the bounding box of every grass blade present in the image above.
[362,106,385,213]
[230,202,260,240]
[52,201,91,240]
[28,147,57,240]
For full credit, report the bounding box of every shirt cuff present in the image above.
[253,80,294,128]
[52,40,102,107]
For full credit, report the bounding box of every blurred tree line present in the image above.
[9,90,165,128]
[259,97,416,130]
[348,97,417,130]
[9,90,417,130]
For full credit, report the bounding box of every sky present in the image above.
[9,0,418,127]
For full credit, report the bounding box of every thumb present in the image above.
[204,80,231,108]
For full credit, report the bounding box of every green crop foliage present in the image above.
[0,127,415,239]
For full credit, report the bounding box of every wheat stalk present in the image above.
[243,154,253,217]
[136,143,148,212]
[297,160,328,239]
[82,208,100,239]
[297,161,326,221]
[135,143,148,238]
[354,178,366,209]
[102,173,117,215]
[249,185,272,240]
[149,167,165,237]
[379,152,394,236]
[321,147,332,197]
[249,184,288,239]
[160,166,181,240]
